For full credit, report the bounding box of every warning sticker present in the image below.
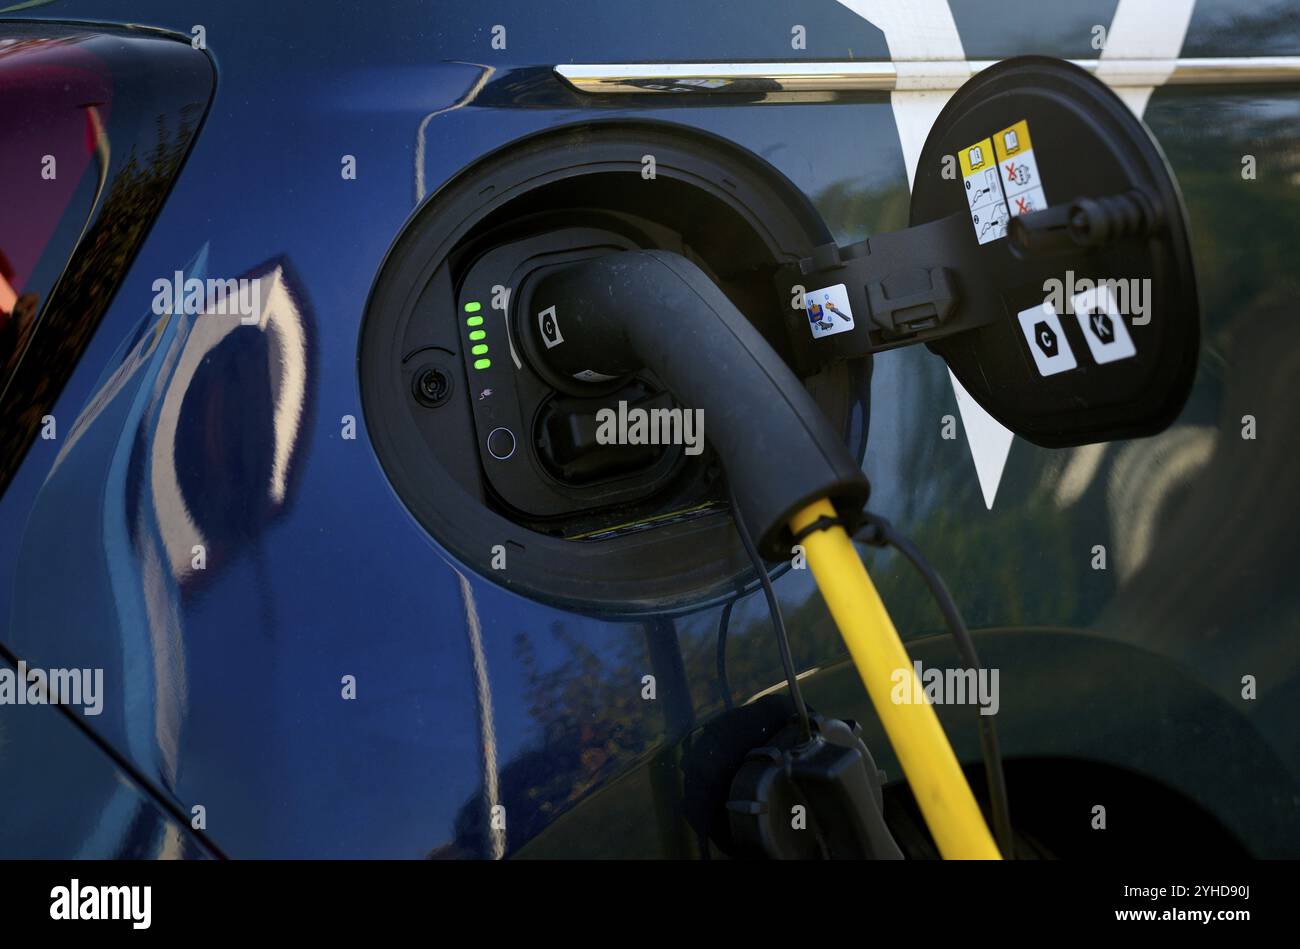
[994,119,1048,220]
[960,137,1008,245]
[958,119,1050,242]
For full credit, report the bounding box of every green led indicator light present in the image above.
[471,344,489,356]
[466,315,483,327]
[474,358,491,370]
[469,329,486,341]
[464,301,482,313]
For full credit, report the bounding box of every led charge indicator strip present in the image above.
[465,301,491,369]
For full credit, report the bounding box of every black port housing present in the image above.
[359,121,871,613]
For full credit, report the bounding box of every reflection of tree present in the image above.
[814,177,909,245]
[434,589,878,858]
[435,505,1080,859]
[1105,95,1300,668]
[514,623,658,801]
[1,105,203,488]
[1149,98,1300,343]
[1183,0,1300,57]
[436,621,657,858]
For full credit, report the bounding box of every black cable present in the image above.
[857,513,1014,857]
[715,598,735,710]
[727,482,813,745]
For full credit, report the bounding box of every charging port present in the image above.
[360,121,870,611]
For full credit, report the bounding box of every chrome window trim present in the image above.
[555,57,1300,94]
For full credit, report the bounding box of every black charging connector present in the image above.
[521,249,870,559]
[727,714,903,860]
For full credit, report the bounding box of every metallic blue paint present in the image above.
[1,1,1298,858]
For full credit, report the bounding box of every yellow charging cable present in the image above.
[790,499,1001,860]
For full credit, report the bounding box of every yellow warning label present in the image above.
[994,120,1032,161]
[996,118,1048,219]
[960,134,1008,245]
[957,118,1048,243]
[959,137,995,178]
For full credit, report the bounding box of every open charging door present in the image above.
[786,55,1200,448]
[912,56,1200,445]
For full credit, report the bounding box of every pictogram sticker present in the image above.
[958,119,1051,241]
[960,137,1008,244]
[805,283,856,340]
[994,119,1049,220]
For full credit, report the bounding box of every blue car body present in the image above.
[1,0,1298,858]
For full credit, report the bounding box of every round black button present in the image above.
[486,427,515,461]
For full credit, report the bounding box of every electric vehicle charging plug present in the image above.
[727,714,903,860]
[522,247,1002,859]
[520,249,871,560]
